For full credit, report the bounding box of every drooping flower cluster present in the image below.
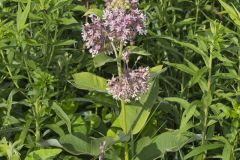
[82,0,146,56]
[107,67,150,102]
[82,15,111,56]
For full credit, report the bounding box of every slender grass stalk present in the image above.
[47,46,55,68]
[201,52,213,159]
[238,48,240,92]
[23,56,33,85]
[194,0,200,33]
[0,51,20,88]
[47,29,57,68]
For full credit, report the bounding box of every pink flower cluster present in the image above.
[107,67,149,102]
[103,9,147,43]
[82,15,111,56]
[82,1,146,56]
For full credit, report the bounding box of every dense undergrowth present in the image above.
[1,0,240,159]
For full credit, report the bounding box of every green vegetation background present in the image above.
[1,0,240,159]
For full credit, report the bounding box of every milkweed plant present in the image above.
[1,0,240,159]
[82,0,151,159]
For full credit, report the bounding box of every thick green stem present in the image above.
[207,54,212,92]
[35,118,40,142]
[117,42,124,77]
[114,41,129,160]
[34,101,41,143]
[202,105,209,145]
[124,142,129,160]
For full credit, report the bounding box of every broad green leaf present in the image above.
[112,104,147,135]
[58,18,78,25]
[131,109,150,135]
[60,134,91,155]
[119,104,144,134]
[140,78,159,108]
[164,97,190,109]
[117,79,159,134]
[72,72,107,92]
[71,5,87,12]
[45,124,65,137]
[54,40,77,46]
[135,136,161,160]
[52,102,71,134]
[24,149,62,160]
[93,53,115,68]
[135,131,200,160]
[84,92,116,106]
[59,134,114,156]
[150,65,165,79]
[83,8,103,17]
[153,131,197,153]
[126,46,151,56]
[135,137,151,154]
[40,139,62,148]
[184,143,224,160]
[17,0,31,31]
[150,65,163,73]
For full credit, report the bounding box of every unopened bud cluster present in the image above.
[105,0,138,10]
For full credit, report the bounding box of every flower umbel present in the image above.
[103,9,147,43]
[107,67,150,102]
[82,0,146,56]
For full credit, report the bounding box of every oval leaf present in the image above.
[24,149,62,160]
[72,72,107,92]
